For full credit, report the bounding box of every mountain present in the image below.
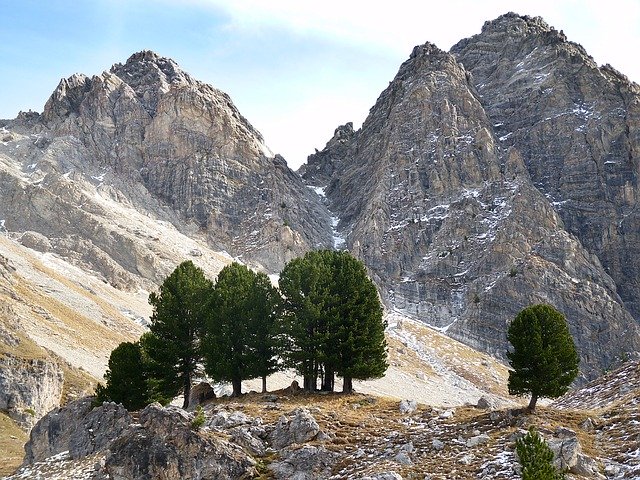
[1,50,331,289]
[302,15,640,381]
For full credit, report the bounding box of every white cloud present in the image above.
[192,0,639,80]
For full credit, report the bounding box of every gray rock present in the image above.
[22,397,94,465]
[187,381,216,409]
[399,399,417,414]
[229,425,267,456]
[393,451,413,465]
[105,402,257,479]
[476,396,494,410]
[432,438,444,451]
[269,408,321,449]
[358,473,403,480]
[269,445,336,480]
[0,353,64,428]
[466,434,490,448]
[69,402,131,459]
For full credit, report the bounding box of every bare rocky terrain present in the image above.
[0,10,639,480]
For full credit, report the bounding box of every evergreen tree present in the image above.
[330,251,388,393]
[94,341,151,410]
[507,304,579,411]
[279,250,388,393]
[202,262,282,396]
[144,260,211,408]
[516,427,564,480]
[279,251,334,391]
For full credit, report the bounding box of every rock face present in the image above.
[0,354,64,428]
[451,13,640,322]
[0,50,331,290]
[302,19,640,380]
[105,403,257,480]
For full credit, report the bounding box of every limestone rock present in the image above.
[359,473,404,480]
[104,402,257,479]
[22,397,94,465]
[269,445,337,480]
[452,13,640,324]
[466,434,490,448]
[476,396,493,410]
[187,382,215,410]
[0,354,64,428]
[269,408,321,449]
[399,399,418,414]
[303,21,640,380]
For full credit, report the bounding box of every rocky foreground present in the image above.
[6,360,640,480]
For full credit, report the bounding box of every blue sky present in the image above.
[2,0,639,169]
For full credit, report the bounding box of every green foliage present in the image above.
[202,262,283,396]
[516,427,564,479]
[191,405,205,430]
[507,304,579,410]
[279,250,388,392]
[145,261,212,408]
[94,341,152,410]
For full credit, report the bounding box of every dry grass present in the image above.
[0,412,27,477]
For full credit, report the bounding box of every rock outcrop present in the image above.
[0,354,64,428]
[302,36,640,379]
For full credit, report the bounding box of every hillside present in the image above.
[8,361,640,479]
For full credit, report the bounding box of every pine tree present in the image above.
[507,304,579,411]
[94,341,151,410]
[279,252,333,391]
[144,260,211,408]
[202,262,282,396]
[327,251,387,393]
[516,427,564,480]
[279,250,388,393]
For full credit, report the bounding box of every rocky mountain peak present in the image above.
[109,50,194,116]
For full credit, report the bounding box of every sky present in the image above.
[1,0,639,169]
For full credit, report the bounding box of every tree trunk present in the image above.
[182,371,191,409]
[262,375,267,393]
[303,374,314,391]
[232,377,242,397]
[342,376,353,394]
[322,368,335,391]
[528,393,538,411]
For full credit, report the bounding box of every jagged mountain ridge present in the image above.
[0,14,638,387]
[1,50,331,286]
[302,14,640,380]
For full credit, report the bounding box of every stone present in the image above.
[105,402,257,479]
[466,434,490,448]
[269,408,321,449]
[229,426,267,456]
[476,396,493,409]
[399,399,417,414]
[22,397,94,465]
[432,438,444,451]
[188,381,215,409]
[0,353,64,428]
[359,473,403,480]
[268,445,336,480]
[393,451,413,465]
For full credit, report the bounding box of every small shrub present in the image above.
[516,427,564,479]
[509,267,518,277]
[191,405,205,430]
[24,408,36,417]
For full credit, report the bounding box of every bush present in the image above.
[516,427,564,479]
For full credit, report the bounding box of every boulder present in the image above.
[399,399,417,414]
[269,445,337,480]
[188,382,215,409]
[22,397,95,465]
[269,408,321,449]
[104,402,257,479]
[476,396,494,410]
[359,473,403,480]
[466,434,491,448]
